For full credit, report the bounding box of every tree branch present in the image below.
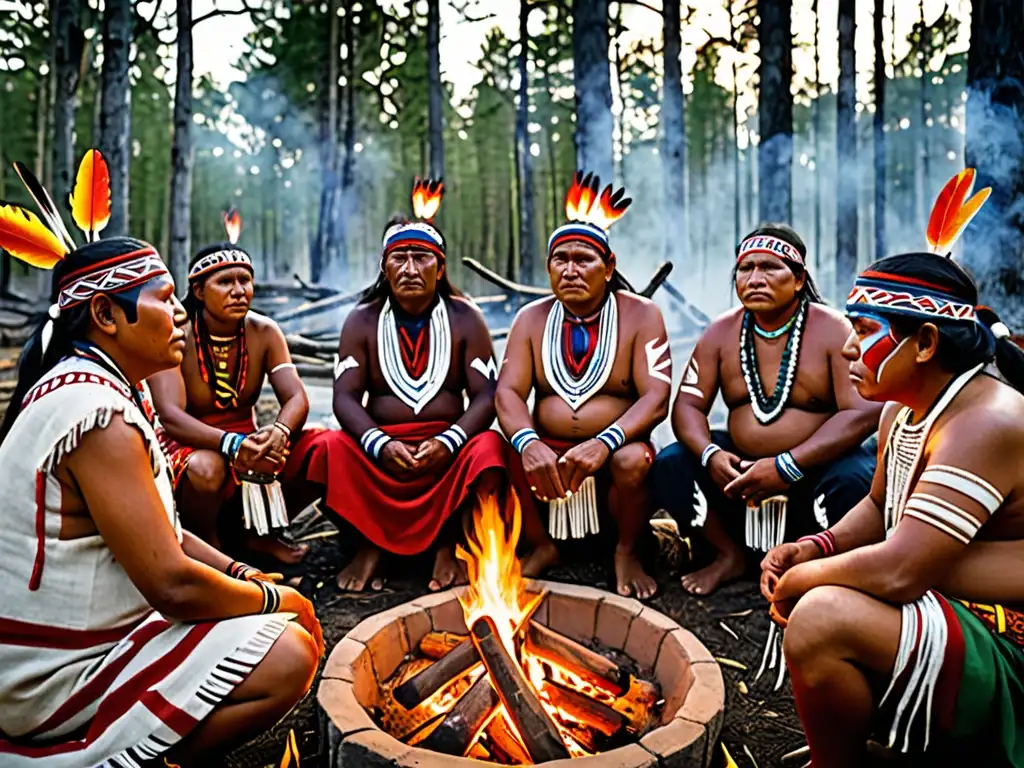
[192,0,259,28]
[618,0,661,16]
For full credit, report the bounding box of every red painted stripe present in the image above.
[28,471,45,591]
[860,270,955,294]
[548,232,608,257]
[140,690,200,736]
[0,614,152,650]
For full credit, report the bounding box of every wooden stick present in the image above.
[394,639,480,710]
[417,673,500,756]
[420,631,469,660]
[471,616,570,763]
[540,681,626,738]
[524,621,630,697]
[485,712,532,765]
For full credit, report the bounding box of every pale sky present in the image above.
[192,0,971,108]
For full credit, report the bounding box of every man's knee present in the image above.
[264,623,319,703]
[783,585,858,668]
[186,451,228,495]
[609,443,653,490]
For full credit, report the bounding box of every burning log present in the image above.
[485,713,532,765]
[471,616,570,763]
[540,682,626,739]
[524,621,630,697]
[420,631,469,660]
[418,673,500,756]
[394,638,481,709]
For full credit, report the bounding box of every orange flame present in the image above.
[926,169,991,255]
[223,208,243,244]
[278,729,300,768]
[412,178,444,221]
[70,149,111,242]
[0,204,69,269]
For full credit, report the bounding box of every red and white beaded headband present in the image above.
[737,235,805,266]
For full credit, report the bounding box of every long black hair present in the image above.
[359,215,462,306]
[866,252,1024,394]
[733,223,824,303]
[0,237,153,445]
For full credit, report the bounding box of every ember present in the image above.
[376,489,662,763]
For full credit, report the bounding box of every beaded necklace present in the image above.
[193,313,248,410]
[739,299,807,425]
[753,312,797,339]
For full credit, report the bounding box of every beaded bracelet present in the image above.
[435,425,468,454]
[219,432,245,460]
[596,423,626,452]
[774,451,804,484]
[797,530,837,556]
[700,443,721,468]
[273,421,292,439]
[360,427,392,459]
[226,560,257,580]
[510,428,540,454]
[256,580,282,614]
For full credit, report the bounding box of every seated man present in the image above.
[761,179,1024,767]
[0,151,322,766]
[291,180,551,592]
[496,171,671,599]
[148,211,311,565]
[651,224,881,595]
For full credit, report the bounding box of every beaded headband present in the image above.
[382,179,446,260]
[188,208,254,281]
[736,234,805,267]
[547,171,631,259]
[846,169,991,324]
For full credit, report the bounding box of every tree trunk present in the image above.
[662,0,686,265]
[51,0,83,221]
[835,0,858,286]
[873,0,886,261]
[812,0,821,268]
[515,0,536,285]
[99,0,132,236]
[963,0,1024,328]
[917,0,929,218]
[337,0,356,284]
[427,0,444,179]
[313,0,341,283]
[572,0,614,184]
[168,0,193,286]
[756,0,793,223]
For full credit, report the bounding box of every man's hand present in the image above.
[379,441,419,478]
[558,439,610,494]
[413,438,452,473]
[760,541,820,601]
[706,449,744,492]
[277,586,325,658]
[234,430,288,474]
[521,441,567,502]
[724,457,788,504]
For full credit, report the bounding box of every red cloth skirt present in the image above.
[289,423,508,555]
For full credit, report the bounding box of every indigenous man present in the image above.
[0,150,322,766]
[292,180,549,592]
[650,224,882,595]
[496,171,671,599]
[148,211,311,565]
[760,171,1024,767]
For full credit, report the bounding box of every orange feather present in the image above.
[222,208,243,244]
[926,169,990,253]
[0,204,69,268]
[411,178,444,220]
[70,149,112,241]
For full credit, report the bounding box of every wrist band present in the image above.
[775,451,804,484]
[596,423,625,452]
[700,443,721,467]
[797,531,836,556]
[219,432,245,460]
[256,580,281,614]
[510,428,540,454]
[273,421,292,439]
[360,427,392,459]
[226,561,256,580]
[435,424,468,454]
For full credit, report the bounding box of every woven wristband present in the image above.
[226,561,256,580]
[219,432,245,460]
[360,427,392,459]
[596,423,626,452]
[775,451,804,484]
[510,428,540,454]
[700,443,721,467]
[797,531,837,556]
[257,580,281,614]
[435,425,468,454]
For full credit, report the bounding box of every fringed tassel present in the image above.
[753,620,788,690]
[746,496,788,552]
[42,404,164,478]
[547,476,599,540]
[241,480,290,537]
[879,591,947,753]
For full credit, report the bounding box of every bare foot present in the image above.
[429,546,465,591]
[520,542,559,578]
[336,545,382,592]
[245,533,310,565]
[680,548,744,596]
[614,550,658,600]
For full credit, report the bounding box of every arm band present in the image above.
[256,580,281,614]
[510,428,540,454]
[219,432,245,460]
[797,530,837,556]
[226,561,257,580]
[596,423,626,452]
[700,443,721,467]
[435,424,468,454]
[360,427,392,459]
[775,451,804,484]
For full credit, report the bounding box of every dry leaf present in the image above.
[715,657,748,671]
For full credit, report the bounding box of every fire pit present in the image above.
[319,492,724,767]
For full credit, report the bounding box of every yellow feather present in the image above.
[0,205,68,268]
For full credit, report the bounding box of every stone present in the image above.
[339,728,409,767]
[673,628,717,666]
[366,615,411,685]
[653,632,696,722]
[347,609,401,646]
[623,608,676,673]
[546,588,600,643]
[539,743,658,767]
[595,593,644,650]
[319,678,377,738]
[677,661,725,763]
[641,718,708,768]
[322,638,366,681]
[416,593,469,634]
[402,608,433,653]
[398,747,489,767]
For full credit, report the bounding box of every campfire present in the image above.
[373,489,662,763]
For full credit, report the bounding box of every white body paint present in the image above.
[679,356,703,399]
[644,337,672,384]
[814,493,828,530]
[334,354,359,380]
[470,356,498,381]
